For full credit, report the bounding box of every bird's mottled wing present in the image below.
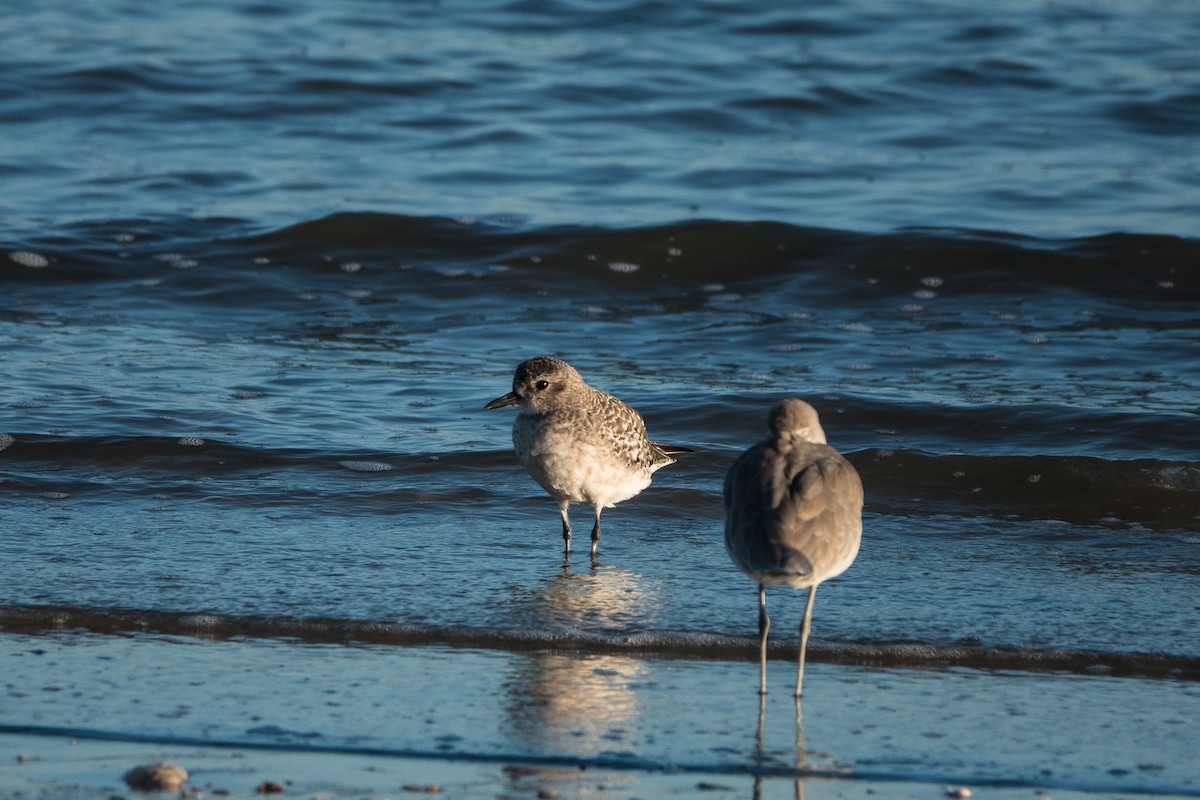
[591,389,667,469]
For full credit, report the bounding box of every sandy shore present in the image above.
[1,631,1196,799]
[0,734,1130,800]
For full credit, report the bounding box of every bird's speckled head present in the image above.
[484,356,586,413]
[767,398,827,444]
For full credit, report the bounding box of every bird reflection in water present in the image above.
[503,562,656,755]
[522,558,662,636]
[753,695,808,800]
[503,650,647,753]
[501,763,637,798]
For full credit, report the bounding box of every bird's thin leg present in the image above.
[758,583,770,696]
[589,505,602,557]
[795,585,817,698]
[559,501,572,553]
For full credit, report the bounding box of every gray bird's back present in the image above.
[724,437,863,588]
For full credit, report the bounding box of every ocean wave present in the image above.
[856,450,1200,531]
[0,434,512,477]
[3,431,1196,529]
[7,214,1198,302]
[2,605,1195,680]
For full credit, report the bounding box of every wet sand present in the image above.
[0,733,1140,800]
[1,631,1197,799]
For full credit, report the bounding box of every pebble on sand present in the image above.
[945,788,972,799]
[256,780,286,794]
[124,762,189,792]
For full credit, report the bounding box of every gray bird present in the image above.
[724,398,863,697]
[485,356,691,556]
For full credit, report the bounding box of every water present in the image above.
[4,1,1199,236]
[2,1,1199,797]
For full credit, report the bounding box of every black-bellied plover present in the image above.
[485,356,691,556]
[724,398,863,698]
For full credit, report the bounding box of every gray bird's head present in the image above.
[484,356,585,413]
[768,398,827,444]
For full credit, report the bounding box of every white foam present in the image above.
[338,460,393,472]
[9,250,49,268]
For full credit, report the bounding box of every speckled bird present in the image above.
[724,398,863,698]
[485,356,691,556]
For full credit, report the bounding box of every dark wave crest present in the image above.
[3,429,1198,530]
[2,604,1195,681]
[7,214,1199,303]
[855,450,1200,531]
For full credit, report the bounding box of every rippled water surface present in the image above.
[2,1,1199,796]
[4,0,1200,235]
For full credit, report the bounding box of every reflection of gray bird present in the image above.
[724,399,863,697]
[485,356,691,556]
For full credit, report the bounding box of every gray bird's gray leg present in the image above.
[758,583,770,695]
[796,585,817,698]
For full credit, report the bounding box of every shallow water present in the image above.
[3,632,1199,796]
[2,1,1199,796]
[3,216,1198,667]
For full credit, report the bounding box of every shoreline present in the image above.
[2,630,1197,799]
[2,604,1195,681]
[0,732,1139,800]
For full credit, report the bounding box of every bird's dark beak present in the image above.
[484,391,520,410]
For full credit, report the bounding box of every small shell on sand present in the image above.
[124,762,189,792]
[945,788,972,799]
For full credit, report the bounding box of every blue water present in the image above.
[3,0,1199,235]
[2,1,1199,796]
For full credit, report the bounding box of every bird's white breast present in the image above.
[513,411,654,507]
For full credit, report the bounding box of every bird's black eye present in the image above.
[535,380,549,391]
